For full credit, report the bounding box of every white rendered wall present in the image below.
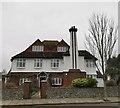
[11,56,96,75]
[11,59,64,72]
[84,61,96,75]
[78,56,85,71]
[96,78,104,87]
[63,56,71,71]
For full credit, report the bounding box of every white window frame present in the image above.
[32,45,44,52]
[34,59,42,68]
[86,74,97,78]
[86,60,95,68]
[17,59,26,68]
[19,78,31,85]
[57,47,68,52]
[51,78,62,85]
[86,74,93,78]
[51,59,59,68]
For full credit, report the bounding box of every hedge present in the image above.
[72,78,98,88]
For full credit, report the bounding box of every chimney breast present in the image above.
[69,26,78,69]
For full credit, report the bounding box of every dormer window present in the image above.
[32,45,44,52]
[57,47,68,52]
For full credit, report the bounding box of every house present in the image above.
[7,26,103,90]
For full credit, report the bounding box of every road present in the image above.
[2,103,120,108]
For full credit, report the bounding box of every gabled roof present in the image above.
[25,39,69,52]
[25,39,43,52]
[11,39,97,61]
[78,50,97,60]
[57,39,70,47]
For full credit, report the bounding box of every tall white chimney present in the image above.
[69,26,78,69]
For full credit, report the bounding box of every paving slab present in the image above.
[1,97,120,106]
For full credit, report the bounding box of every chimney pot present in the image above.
[69,26,78,32]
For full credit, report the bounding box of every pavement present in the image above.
[1,97,120,106]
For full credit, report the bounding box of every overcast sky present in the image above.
[1,2,118,72]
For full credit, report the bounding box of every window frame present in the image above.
[51,77,62,85]
[19,77,31,85]
[17,59,26,68]
[57,46,68,52]
[51,59,59,68]
[34,59,43,68]
[86,59,95,68]
[86,74,97,78]
[32,45,44,52]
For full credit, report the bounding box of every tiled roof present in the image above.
[57,39,69,47]
[11,51,65,61]
[11,50,97,61]
[25,39,69,52]
[43,40,59,50]
[64,50,97,60]
[11,39,97,61]
[78,50,97,60]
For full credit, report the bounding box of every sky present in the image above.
[1,1,118,72]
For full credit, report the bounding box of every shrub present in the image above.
[72,78,98,88]
[106,79,117,86]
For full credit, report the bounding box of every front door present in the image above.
[39,72,47,88]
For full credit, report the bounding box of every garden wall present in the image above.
[47,86,120,99]
[2,87,23,100]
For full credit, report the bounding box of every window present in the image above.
[86,75,93,78]
[51,59,59,68]
[51,78,62,85]
[86,60,89,67]
[92,62,95,67]
[93,75,97,78]
[19,78,31,85]
[34,59,42,68]
[86,74,97,78]
[32,45,44,52]
[17,59,26,68]
[57,47,68,52]
[86,60,95,68]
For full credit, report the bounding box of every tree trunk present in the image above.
[103,77,109,101]
[103,79,107,100]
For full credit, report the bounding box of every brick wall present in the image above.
[49,69,86,87]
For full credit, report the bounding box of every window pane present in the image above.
[34,59,42,68]
[57,47,67,52]
[51,59,59,68]
[32,46,44,52]
[51,78,62,85]
[17,59,26,68]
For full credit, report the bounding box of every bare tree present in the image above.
[85,13,118,100]
[2,69,7,75]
